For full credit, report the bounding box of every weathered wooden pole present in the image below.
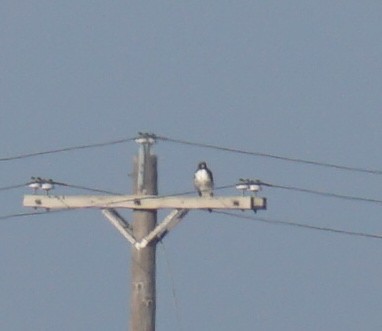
[130,136,157,331]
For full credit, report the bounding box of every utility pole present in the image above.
[130,135,157,331]
[23,133,267,331]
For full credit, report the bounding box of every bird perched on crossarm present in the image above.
[194,161,214,197]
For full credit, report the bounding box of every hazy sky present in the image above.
[1,1,382,330]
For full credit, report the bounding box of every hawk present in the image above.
[194,161,214,197]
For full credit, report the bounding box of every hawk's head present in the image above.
[198,161,207,170]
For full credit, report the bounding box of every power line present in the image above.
[27,177,382,207]
[158,241,183,331]
[52,180,236,198]
[6,185,381,238]
[261,181,382,205]
[10,184,238,221]
[3,133,381,176]
[211,210,382,240]
[102,184,239,208]
[3,208,379,239]
[0,209,70,221]
[15,174,382,224]
[72,178,382,207]
[58,184,238,209]
[0,183,28,192]
[0,137,137,162]
[156,135,382,175]
[0,180,124,195]
[53,181,124,195]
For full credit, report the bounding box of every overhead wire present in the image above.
[260,181,382,205]
[3,206,381,241]
[47,183,238,209]
[0,137,137,162]
[3,133,381,244]
[0,183,28,192]
[0,180,124,195]
[211,210,382,240]
[23,177,382,208]
[98,183,239,208]
[0,209,74,221]
[52,181,124,195]
[158,241,183,331]
[3,180,382,241]
[0,133,380,176]
[156,135,382,175]
[1,183,238,221]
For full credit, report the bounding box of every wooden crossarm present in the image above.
[23,195,266,211]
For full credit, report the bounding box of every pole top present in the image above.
[135,132,156,145]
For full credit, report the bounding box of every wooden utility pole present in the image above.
[22,133,267,331]
[130,136,157,331]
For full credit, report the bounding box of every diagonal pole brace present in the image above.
[102,208,137,246]
[135,209,189,250]
[102,208,188,249]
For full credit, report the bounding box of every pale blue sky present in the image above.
[1,1,382,330]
